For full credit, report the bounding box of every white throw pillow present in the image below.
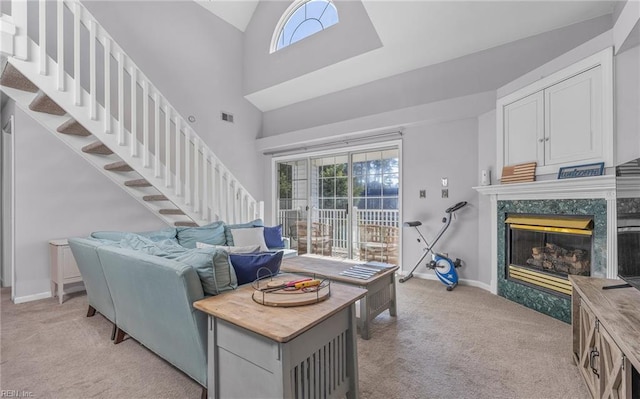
[230,227,269,252]
[195,242,261,253]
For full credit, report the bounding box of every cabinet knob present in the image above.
[545,137,550,142]
[538,138,544,143]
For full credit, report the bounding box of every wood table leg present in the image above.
[346,303,360,399]
[359,294,369,340]
[389,274,397,317]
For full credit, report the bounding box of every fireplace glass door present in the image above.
[506,215,593,296]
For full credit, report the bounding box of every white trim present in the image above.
[606,194,618,279]
[398,271,492,293]
[496,47,614,178]
[473,175,616,199]
[13,291,51,304]
[9,115,15,300]
[272,138,403,163]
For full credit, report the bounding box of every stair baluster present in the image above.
[1,0,263,227]
[39,0,46,75]
[56,1,64,91]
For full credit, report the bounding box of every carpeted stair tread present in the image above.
[143,195,169,202]
[0,63,39,93]
[175,221,198,227]
[159,209,185,215]
[29,93,66,116]
[124,179,151,187]
[104,161,132,172]
[82,141,113,155]
[57,119,91,137]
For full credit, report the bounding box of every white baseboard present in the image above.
[13,291,51,304]
[398,271,492,292]
[13,284,85,304]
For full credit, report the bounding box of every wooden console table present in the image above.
[570,276,640,398]
[281,254,398,340]
[194,275,367,399]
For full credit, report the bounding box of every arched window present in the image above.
[271,0,338,53]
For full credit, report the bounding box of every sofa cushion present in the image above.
[92,227,178,243]
[224,219,263,246]
[230,227,269,252]
[263,225,285,249]
[177,221,226,249]
[119,233,236,295]
[195,242,261,254]
[229,251,284,285]
[119,233,183,256]
[168,248,237,295]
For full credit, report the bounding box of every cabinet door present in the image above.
[579,300,600,398]
[61,246,81,280]
[544,66,602,166]
[598,324,632,399]
[503,91,544,167]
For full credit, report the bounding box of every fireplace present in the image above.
[506,215,593,297]
[495,198,607,323]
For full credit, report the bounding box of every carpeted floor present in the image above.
[0,278,589,399]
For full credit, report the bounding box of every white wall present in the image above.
[615,43,640,165]
[477,110,497,287]
[11,105,165,302]
[401,118,481,286]
[1,98,15,289]
[82,1,264,199]
[262,15,612,137]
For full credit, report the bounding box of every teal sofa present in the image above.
[67,220,292,397]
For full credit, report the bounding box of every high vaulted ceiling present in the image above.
[199,1,618,112]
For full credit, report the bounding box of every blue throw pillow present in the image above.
[177,221,226,249]
[263,225,285,249]
[229,251,284,285]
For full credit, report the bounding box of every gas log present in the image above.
[527,243,590,275]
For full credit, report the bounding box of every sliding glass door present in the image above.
[276,146,400,262]
[352,149,400,264]
[276,160,309,253]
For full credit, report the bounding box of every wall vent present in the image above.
[221,112,234,123]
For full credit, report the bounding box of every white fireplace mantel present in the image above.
[473,175,616,200]
[473,175,625,294]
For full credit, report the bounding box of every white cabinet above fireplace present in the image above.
[497,48,613,178]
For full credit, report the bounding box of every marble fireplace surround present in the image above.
[475,175,620,294]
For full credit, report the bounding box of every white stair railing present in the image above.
[5,0,262,225]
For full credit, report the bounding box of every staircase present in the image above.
[0,1,263,228]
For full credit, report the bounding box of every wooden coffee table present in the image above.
[281,255,398,340]
[194,275,366,399]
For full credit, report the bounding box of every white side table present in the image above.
[49,239,83,304]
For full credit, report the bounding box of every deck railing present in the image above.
[278,208,400,257]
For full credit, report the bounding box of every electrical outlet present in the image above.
[441,189,448,198]
[419,189,426,198]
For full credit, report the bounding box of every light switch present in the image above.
[419,190,426,198]
[441,178,448,187]
[441,189,448,198]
